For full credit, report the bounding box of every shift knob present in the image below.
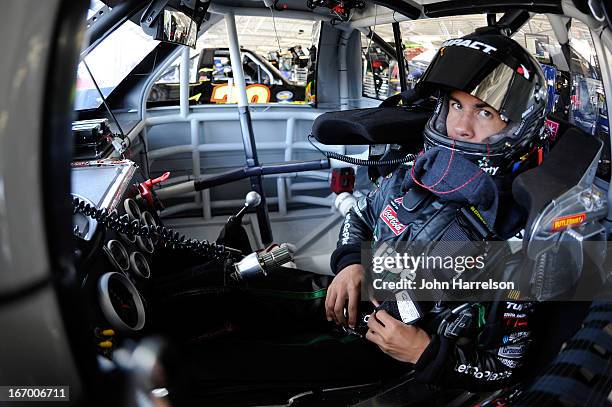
[245,191,261,208]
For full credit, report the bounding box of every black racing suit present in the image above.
[330,165,534,392]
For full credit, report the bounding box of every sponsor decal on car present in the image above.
[380,205,407,236]
[211,84,271,104]
[551,213,586,232]
[276,90,294,101]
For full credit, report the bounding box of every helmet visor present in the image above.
[418,44,540,122]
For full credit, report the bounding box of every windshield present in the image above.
[75,17,159,110]
[253,51,289,84]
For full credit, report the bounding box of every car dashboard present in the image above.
[71,160,159,352]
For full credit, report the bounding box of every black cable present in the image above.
[325,150,417,166]
[307,135,417,167]
[82,60,126,140]
[392,21,407,92]
[83,59,151,179]
[71,196,242,261]
[138,131,151,179]
[82,59,156,180]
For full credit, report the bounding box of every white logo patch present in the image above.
[499,358,521,369]
[482,166,499,176]
[341,214,351,245]
[441,39,498,55]
[498,344,527,359]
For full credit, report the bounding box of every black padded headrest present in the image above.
[311,106,430,146]
[512,127,602,236]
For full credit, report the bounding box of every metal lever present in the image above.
[234,191,261,221]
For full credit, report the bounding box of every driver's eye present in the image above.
[478,109,493,119]
[451,101,462,110]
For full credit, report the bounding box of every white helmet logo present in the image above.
[440,39,498,55]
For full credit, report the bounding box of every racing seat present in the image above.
[511,117,608,383]
[512,116,603,242]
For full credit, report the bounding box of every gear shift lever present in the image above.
[217,191,262,255]
[234,191,261,221]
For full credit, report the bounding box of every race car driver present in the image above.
[325,31,549,391]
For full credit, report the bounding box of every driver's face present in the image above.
[446,90,507,143]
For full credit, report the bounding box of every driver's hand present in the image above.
[325,264,365,328]
[365,310,430,364]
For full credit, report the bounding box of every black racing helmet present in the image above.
[416,30,548,184]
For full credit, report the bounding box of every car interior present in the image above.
[13,0,612,405]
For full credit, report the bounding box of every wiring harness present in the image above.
[71,195,242,261]
[323,150,417,167]
[308,135,417,167]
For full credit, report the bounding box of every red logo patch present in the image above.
[380,205,407,235]
[545,119,560,141]
[551,213,586,232]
